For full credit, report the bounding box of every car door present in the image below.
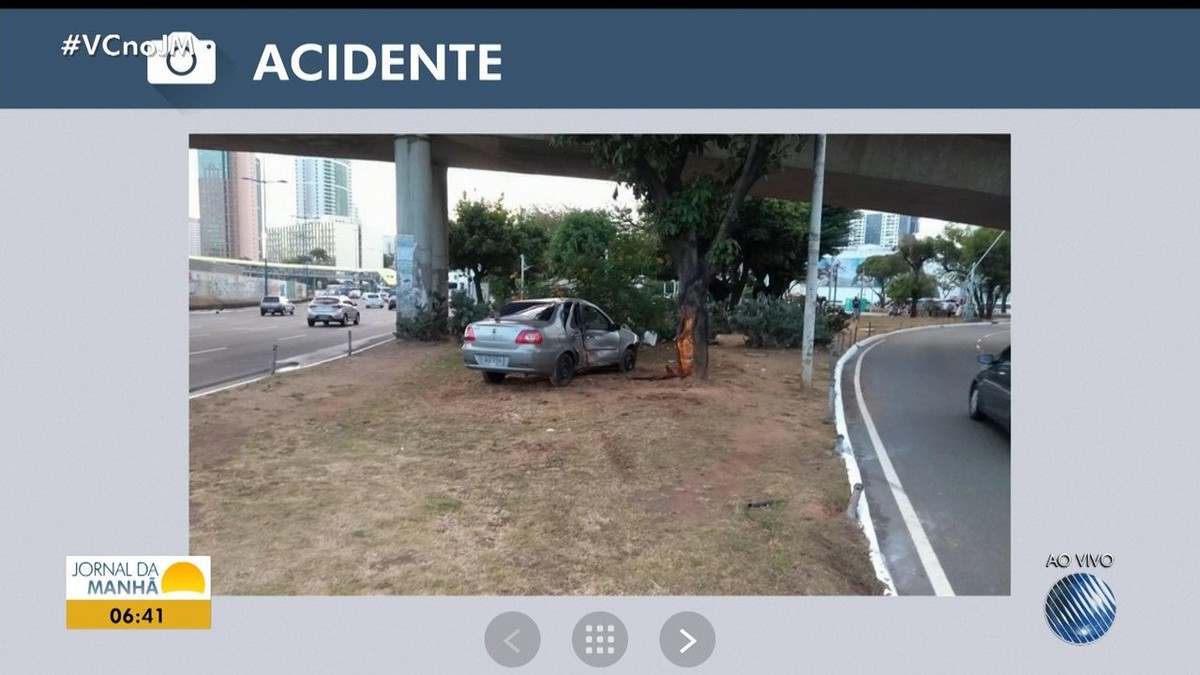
[563,302,586,358]
[579,303,621,367]
[981,347,1011,429]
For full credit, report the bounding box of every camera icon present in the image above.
[146,32,216,85]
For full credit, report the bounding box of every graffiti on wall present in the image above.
[188,270,306,308]
[394,234,427,317]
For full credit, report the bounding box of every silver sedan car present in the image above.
[307,295,360,327]
[462,298,640,386]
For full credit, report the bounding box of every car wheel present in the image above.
[289,308,295,315]
[340,316,348,327]
[260,309,266,316]
[353,313,360,326]
[307,319,315,327]
[618,347,637,373]
[549,352,576,387]
[483,372,506,385]
[969,384,986,421]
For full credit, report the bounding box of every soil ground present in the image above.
[189,335,884,596]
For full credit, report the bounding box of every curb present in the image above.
[833,338,897,596]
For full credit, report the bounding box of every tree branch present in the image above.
[711,135,768,252]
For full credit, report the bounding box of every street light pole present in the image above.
[965,230,1006,320]
[519,254,534,299]
[242,174,288,296]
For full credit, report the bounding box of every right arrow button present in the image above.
[679,628,697,654]
[660,612,715,667]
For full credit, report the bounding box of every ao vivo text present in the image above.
[1045,553,1114,568]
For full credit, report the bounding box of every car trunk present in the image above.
[472,319,542,351]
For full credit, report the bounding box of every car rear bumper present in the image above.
[461,344,559,375]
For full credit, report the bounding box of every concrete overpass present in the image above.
[190,133,1010,315]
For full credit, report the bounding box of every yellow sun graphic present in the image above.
[161,562,205,594]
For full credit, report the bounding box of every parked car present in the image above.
[388,296,396,311]
[260,295,295,316]
[362,292,385,309]
[307,295,360,327]
[461,298,639,386]
[969,346,1010,432]
[348,289,362,299]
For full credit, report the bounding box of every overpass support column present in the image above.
[431,164,449,303]
[394,135,435,320]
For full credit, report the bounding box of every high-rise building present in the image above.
[188,216,202,256]
[267,217,361,268]
[195,150,261,259]
[295,158,353,219]
[847,211,920,248]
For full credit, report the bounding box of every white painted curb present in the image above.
[833,321,995,596]
[833,337,896,596]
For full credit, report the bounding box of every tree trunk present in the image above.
[670,234,710,379]
[728,265,750,310]
[985,286,996,319]
[473,268,484,304]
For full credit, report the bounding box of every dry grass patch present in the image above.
[190,337,883,596]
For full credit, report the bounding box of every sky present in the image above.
[188,151,950,242]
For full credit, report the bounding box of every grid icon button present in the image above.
[572,612,627,667]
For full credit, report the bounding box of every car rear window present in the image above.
[313,297,339,305]
[263,296,279,302]
[499,302,557,322]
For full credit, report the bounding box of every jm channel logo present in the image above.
[60,31,217,85]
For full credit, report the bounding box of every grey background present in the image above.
[0,110,1191,673]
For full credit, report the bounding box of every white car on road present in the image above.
[362,292,385,309]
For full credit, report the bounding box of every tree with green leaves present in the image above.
[447,197,551,303]
[859,253,908,306]
[886,272,937,309]
[722,198,856,304]
[931,225,1010,319]
[538,208,668,335]
[557,134,798,379]
[897,235,937,317]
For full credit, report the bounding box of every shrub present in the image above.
[730,296,844,348]
[448,291,492,341]
[396,293,449,342]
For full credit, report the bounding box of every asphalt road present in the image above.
[189,302,399,392]
[841,322,1011,596]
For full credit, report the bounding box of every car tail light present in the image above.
[515,329,543,345]
[464,325,476,342]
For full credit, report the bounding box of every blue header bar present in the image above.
[1,9,1197,108]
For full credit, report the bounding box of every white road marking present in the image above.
[854,340,956,597]
[278,335,307,341]
[189,347,227,356]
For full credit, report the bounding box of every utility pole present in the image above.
[519,253,534,299]
[801,134,827,386]
[242,174,288,297]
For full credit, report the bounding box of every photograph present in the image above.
[186,133,1011,596]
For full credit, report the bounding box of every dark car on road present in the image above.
[260,295,295,316]
[970,346,1010,432]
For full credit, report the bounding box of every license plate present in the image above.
[476,355,508,368]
